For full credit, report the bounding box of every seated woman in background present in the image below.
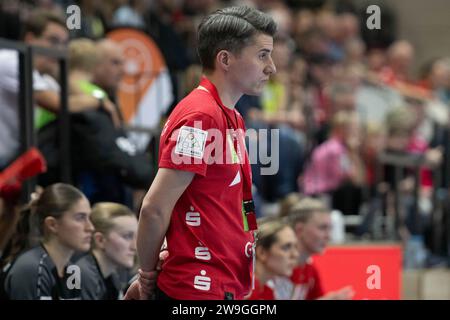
[300,110,365,215]
[77,202,138,300]
[247,219,299,300]
[1,183,93,300]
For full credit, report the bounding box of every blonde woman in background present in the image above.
[281,197,354,300]
[76,202,138,300]
[247,219,299,300]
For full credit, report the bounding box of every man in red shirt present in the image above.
[125,6,277,300]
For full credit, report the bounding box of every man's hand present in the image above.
[137,250,169,298]
[123,250,169,300]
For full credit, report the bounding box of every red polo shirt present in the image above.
[290,260,324,300]
[156,77,254,300]
[246,279,275,300]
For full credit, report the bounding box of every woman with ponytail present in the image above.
[1,183,94,300]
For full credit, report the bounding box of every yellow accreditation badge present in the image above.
[227,133,240,164]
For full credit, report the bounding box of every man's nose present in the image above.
[266,56,277,75]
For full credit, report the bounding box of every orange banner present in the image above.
[107,28,166,123]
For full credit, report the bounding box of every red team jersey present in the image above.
[247,279,275,300]
[248,260,324,300]
[290,259,324,300]
[156,77,254,300]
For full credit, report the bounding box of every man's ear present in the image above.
[216,50,231,71]
[94,232,106,249]
[44,216,59,235]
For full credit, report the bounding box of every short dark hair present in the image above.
[22,10,66,39]
[197,6,277,70]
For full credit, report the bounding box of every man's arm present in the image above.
[35,90,121,127]
[35,90,101,113]
[137,168,195,273]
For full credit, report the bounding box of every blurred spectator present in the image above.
[77,202,138,300]
[68,38,120,127]
[381,106,442,238]
[301,111,365,212]
[343,37,366,68]
[366,48,387,73]
[316,82,357,144]
[247,219,299,300]
[292,9,316,44]
[297,27,328,58]
[65,39,153,206]
[336,12,360,41]
[418,57,450,104]
[316,10,346,62]
[0,10,66,169]
[380,40,415,85]
[0,10,107,171]
[1,183,93,300]
[92,39,125,100]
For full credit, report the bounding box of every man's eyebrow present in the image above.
[258,48,272,53]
